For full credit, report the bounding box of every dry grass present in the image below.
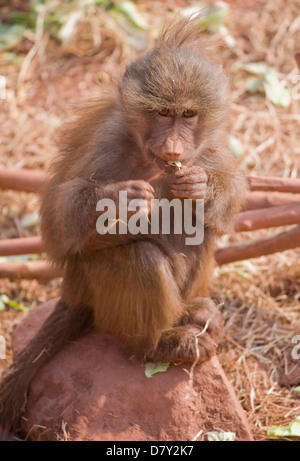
[1,0,300,440]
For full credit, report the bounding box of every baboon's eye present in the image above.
[158,108,170,117]
[182,110,197,118]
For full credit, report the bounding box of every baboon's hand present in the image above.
[103,180,155,216]
[171,166,207,200]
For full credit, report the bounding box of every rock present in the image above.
[280,365,300,387]
[12,299,253,441]
[279,352,300,387]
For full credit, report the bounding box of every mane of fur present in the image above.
[155,15,214,56]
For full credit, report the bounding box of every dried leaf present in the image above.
[145,362,170,378]
[168,160,182,169]
[206,431,236,441]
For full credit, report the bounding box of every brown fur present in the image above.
[0,15,246,437]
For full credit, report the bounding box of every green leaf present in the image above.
[247,76,264,93]
[263,68,291,108]
[241,62,291,107]
[267,417,300,438]
[181,3,229,32]
[7,300,19,308]
[0,294,28,312]
[294,386,300,393]
[201,6,228,30]
[87,0,114,7]
[114,2,150,30]
[236,270,250,279]
[0,22,26,51]
[206,431,236,441]
[2,51,22,65]
[145,362,170,378]
[10,11,38,29]
[228,134,243,158]
[7,299,28,312]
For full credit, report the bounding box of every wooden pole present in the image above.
[0,261,62,279]
[1,226,300,277]
[235,202,300,232]
[0,168,48,193]
[248,176,300,193]
[244,191,300,211]
[0,236,43,256]
[1,167,300,198]
[295,52,300,70]
[215,225,300,265]
[1,201,300,258]
[1,168,300,276]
